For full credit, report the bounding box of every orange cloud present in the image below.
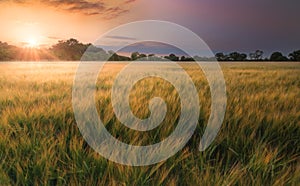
[2,0,135,18]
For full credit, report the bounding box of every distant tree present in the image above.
[270,52,288,61]
[50,38,90,60]
[185,57,195,61]
[130,52,148,61]
[108,50,115,56]
[215,52,228,61]
[139,53,147,60]
[179,56,194,61]
[148,54,155,59]
[288,50,300,61]
[240,53,247,61]
[228,52,247,61]
[0,41,19,61]
[81,45,109,61]
[108,53,118,61]
[180,56,186,61]
[249,50,263,60]
[131,52,140,61]
[164,53,179,61]
[87,45,106,53]
[215,52,246,61]
[228,52,238,61]
[147,54,162,61]
[193,56,214,61]
[108,51,130,61]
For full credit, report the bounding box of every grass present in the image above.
[0,62,299,185]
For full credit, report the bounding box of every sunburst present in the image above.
[27,38,39,48]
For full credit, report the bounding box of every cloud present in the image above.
[105,35,137,41]
[102,6,129,20]
[43,0,105,13]
[4,0,136,18]
[124,0,137,4]
[47,36,62,40]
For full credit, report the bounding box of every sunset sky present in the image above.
[1,0,299,55]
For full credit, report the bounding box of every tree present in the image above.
[130,52,148,61]
[249,50,263,60]
[164,53,179,61]
[270,52,288,61]
[288,50,300,61]
[215,52,228,61]
[0,41,19,61]
[87,45,106,53]
[239,53,248,61]
[180,56,186,61]
[81,45,109,61]
[50,38,90,60]
[131,52,140,61]
[139,53,147,60]
[229,52,239,61]
[215,52,246,61]
[228,52,247,61]
[178,55,194,61]
[106,50,130,61]
[147,54,162,61]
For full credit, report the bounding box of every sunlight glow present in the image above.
[27,38,39,48]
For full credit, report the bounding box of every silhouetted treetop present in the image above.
[289,50,300,61]
[270,52,288,61]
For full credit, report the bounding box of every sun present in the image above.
[27,38,39,48]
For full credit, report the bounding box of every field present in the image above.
[0,62,299,185]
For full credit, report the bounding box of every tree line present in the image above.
[215,50,300,61]
[0,39,299,61]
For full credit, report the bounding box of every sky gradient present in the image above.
[0,0,299,56]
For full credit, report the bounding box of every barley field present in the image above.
[0,62,299,185]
